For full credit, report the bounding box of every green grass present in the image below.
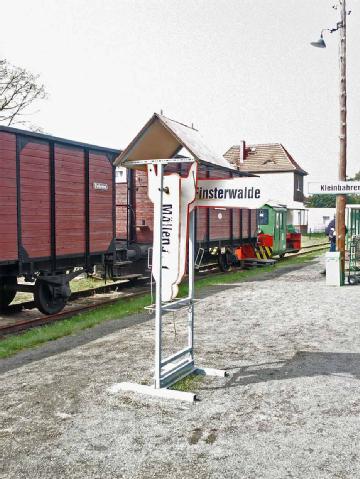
[0,249,325,360]
[301,234,328,247]
[0,294,151,359]
[303,232,326,239]
[170,373,202,392]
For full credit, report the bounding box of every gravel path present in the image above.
[1,256,360,479]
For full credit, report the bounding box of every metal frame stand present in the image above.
[110,163,227,403]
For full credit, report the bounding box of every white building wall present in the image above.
[287,209,308,229]
[257,172,295,205]
[307,208,336,233]
[257,172,307,229]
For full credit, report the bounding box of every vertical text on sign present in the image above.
[162,204,172,251]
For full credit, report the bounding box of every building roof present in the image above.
[224,143,308,176]
[115,113,254,176]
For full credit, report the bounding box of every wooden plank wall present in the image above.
[133,170,153,244]
[55,145,85,256]
[122,165,258,246]
[89,152,113,253]
[116,181,128,239]
[20,140,51,259]
[0,132,18,261]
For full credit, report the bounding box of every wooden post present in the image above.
[336,0,347,284]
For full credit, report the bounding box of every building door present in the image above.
[274,211,286,254]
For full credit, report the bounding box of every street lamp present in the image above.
[310,30,327,48]
[311,0,350,284]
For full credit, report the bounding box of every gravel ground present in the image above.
[1,255,360,479]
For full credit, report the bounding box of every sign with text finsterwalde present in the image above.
[195,177,266,209]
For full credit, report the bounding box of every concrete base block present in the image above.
[194,367,229,377]
[108,382,196,403]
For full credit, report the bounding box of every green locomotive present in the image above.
[257,203,301,257]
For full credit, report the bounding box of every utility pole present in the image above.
[311,0,349,285]
[336,0,347,283]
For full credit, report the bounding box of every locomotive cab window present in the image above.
[116,167,127,184]
[257,209,269,225]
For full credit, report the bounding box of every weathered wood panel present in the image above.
[89,152,113,253]
[0,132,18,261]
[20,141,51,258]
[55,145,85,256]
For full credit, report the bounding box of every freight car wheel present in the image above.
[0,277,17,310]
[34,279,67,315]
[218,252,232,272]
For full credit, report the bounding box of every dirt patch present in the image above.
[1,256,360,478]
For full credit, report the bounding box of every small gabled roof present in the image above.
[224,143,308,176]
[264,201,287,210]
[115,113,254,176]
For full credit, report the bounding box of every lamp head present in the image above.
[310,33,326,48]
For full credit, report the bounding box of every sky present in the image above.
[1,0,359,184]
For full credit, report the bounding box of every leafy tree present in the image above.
[348,171,360,181]
[0,59,46,127]
[305,194,336,208]
[347,171,360,203]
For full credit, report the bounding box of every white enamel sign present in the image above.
[93,182,109,191]
[195,177,265,208]
[308,181,360,195]
[148,163,197,302]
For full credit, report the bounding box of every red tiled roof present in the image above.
[223,143,308,175]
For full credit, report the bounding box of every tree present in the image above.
[305,194,337,208]
[348,170,360,181]
[0,59,46,127]
[347,171,360,203]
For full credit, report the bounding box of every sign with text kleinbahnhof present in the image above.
[308,181,360,195]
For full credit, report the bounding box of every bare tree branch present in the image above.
[0,59,47,127]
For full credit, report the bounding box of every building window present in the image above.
[257,209,269,225]
[294,174,304,202]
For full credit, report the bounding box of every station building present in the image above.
[224,142,308,232]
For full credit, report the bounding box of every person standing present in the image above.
[320,218,336,275]
[325,218,336,252]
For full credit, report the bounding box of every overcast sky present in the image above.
[1,0,359,183]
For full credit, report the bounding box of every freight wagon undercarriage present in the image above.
[0,251,116,314]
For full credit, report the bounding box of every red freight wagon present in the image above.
[116,163,258,268]
[0,126,119,314]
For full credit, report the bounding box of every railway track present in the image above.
[284,242,329,256]
[0,243,329,337]
[2,274,148,315]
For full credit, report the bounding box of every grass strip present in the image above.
[0,294,151,359]
[0,249,325,359]
[170,373,202,392]
[180,248,327,293]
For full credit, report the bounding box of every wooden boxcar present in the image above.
[116,163,258,268]
[0,126,118,314]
